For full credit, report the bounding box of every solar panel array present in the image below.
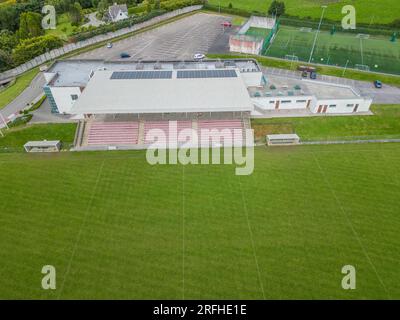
[177,70,237,79]
[110,71,173,80]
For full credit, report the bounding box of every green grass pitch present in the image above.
[208,0,400,25]
[0,144,399,299]
[265,26,400,75]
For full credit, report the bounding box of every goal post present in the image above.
[355,64,370,71]
[285,54,299,62]
[299,27,313,33]
[356,34,370,39]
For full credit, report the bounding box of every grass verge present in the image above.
[251,105,400,143]
[0,68,40,110]
[0,123,77,152]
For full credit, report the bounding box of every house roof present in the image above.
[109,4,128,20]
[70,69,254,114]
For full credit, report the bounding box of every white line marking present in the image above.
[312,152,391,298]
[238,178,266,299]
[57,160,105,299]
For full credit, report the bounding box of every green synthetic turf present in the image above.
[0,143,399,299]
[265,26,400,75]
[245,27,271,38]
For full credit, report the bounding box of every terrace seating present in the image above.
[197,120,244,147]
[87,122,139,146]
[144,121,193,145]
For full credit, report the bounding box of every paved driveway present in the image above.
[75,13,230,61]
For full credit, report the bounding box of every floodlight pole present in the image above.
[342,59,350,76]
[308,5,327,64]
[0,112,9,130]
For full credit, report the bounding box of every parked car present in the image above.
[310,71,317,79]
[106,43,113,48]
[301,71,308,78]
[120,52,131,58]
[221,21,232,27]
[374,80,383,88]
[193,53,205,60]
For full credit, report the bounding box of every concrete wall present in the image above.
[229,37,263,55]
[240,72,263,87]
[311,98,373,114]
[50,87,82,114]
[252,96,314,110]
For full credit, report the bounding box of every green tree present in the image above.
[69,2,83,26]
[18,12,43,40]
[0,30,18,53]
[0,49,14,72]
[12,34,64,65]
[268,0,285,17]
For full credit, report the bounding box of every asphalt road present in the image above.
[75,13,232,61]
[0,72,45,126]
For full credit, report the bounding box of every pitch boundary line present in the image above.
[238,178,266,300]
[312,152,391,298]
[182,165,185,300]
[57,159,105,299]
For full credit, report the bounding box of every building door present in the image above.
[275,101,280,110]
[323,105,328,113]
[317,105,323,113]
[353,104,359,112]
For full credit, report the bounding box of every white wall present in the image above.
[252,96,314,110]
[44,72,56,83]
[311,98,373,114]
[240,72,263,87]
[50,87,82,114]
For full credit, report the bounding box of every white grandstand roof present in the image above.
[70,69,254,114]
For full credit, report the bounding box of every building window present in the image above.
[347,104,354,107]
[71,94,78,101]
[329,105,337,108]
[269,101,275,104]
[296,100,307,103]
[281,100,292,104]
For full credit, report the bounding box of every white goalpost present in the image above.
[299,27,313,33]
[285,54,299,62]
[356,33,370,39]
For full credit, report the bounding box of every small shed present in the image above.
[24,140,61,152]
[266,134,300,146]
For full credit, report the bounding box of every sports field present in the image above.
[265,26,400,75]
[245,27,271,38]
[0,143,399,299]
[208,0,400,24]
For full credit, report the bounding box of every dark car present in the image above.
[120,52,131,58]
[301,71,308,78]
[310,71,317,79]
[374,80,383,88]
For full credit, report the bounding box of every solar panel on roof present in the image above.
[110,71,172,80]
[177,69,237,79]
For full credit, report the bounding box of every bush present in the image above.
[12,35,64,66]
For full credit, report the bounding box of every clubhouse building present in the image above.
[43,59,372,149]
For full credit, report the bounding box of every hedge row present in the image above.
[12,34,64,65]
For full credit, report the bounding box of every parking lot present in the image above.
[75,13,235,61]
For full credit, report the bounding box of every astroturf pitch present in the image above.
[265,26,400,75]
[0,144,399,299]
